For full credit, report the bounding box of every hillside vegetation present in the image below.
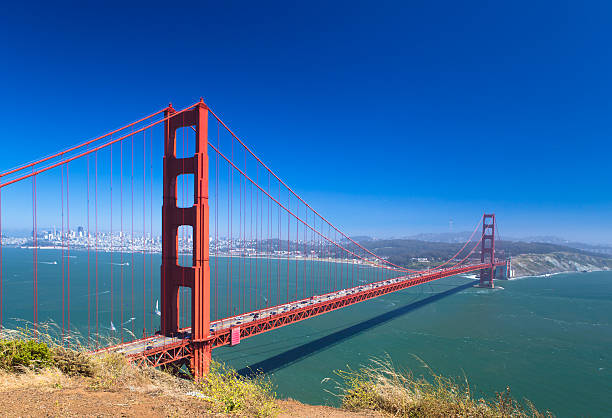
[337,357,552,417]
[358,238,612,276]
[361,238,608,267]
[0,330,278,417]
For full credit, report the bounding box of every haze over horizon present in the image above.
[1,1,610,243]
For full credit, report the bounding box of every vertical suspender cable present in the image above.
[66,164,70,340]
[95,152,99,347]
[315,217,319,295]
[309,213,312,298]
[238,147,241,314]
[267,173,270,308]
[250,160,253,312]
[352,240,356,284]
[296,201,299,301]
[240,155,249,312]
[142,131,146,336]
[255,167,258,311]
[329,231,340,291]
[338,231,342,291]
[110,145,113,336]
[243,151,246,311]
[0,187,2,330]
[334,229,337,292]
[304,211,307,299]
[327,225,330,293]
[120,139,124,342]
[240,150,249,313]
[311,212,314,298]
[230,136,233,316]
[225,161,229,317]
[316,217,325,295]
[240,159,246,312]
[277,181,280,306]
[32,172,38,335]
[314,216,317,296]
[317,217,320,295]
[318,217,322,295]
[308,214,311,298]
[228,161,231,318]
[61,164,65,342]
[287,194,290,303]
[131,133,134,337]
[243,152,247,311]
[87,156,91,341]
[149,129,153,333]
[215,122,219,321]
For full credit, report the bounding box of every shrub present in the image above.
[0,338,53,372]
[51,347,94,377]
[198,361,279,417]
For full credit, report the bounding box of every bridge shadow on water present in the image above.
[237,280,475,377]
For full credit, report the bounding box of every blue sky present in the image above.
[1,1,611,243]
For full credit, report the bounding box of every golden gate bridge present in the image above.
[0,99,508,378]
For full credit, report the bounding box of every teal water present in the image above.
[214,270,612,417]
[0,247,393,337]
[1,248,611,416]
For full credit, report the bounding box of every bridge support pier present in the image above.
[506,258,512,279]
[191,341,213,378]
[161,100,211,379]
[478,213,495,288]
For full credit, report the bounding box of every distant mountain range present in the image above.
[349,232,612,256]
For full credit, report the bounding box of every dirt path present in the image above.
[0,386,211,417]
[279,400,384,417]
[0,385,382,417]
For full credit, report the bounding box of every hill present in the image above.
[358,238,612,276]
[509,252,612,277]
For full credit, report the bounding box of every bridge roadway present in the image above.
[99,261,505,368]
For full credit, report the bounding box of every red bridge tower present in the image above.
[161,100,211,378]
[479,213,495,288]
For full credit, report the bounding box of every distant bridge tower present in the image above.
[479,213,495,288]
[161,100,211,378]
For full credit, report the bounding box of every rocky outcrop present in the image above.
[509,252,612,278]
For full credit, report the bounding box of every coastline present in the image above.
[510,267,610,281]
[13,245,388,268]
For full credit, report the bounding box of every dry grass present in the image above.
[335,356,553,417]
[88,352,152,391]
[198,361,279,417]
[0,367,73,391]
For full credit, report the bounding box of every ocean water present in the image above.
[1,247,611,416]
[215,270,612,417]
[0,247,394,337]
